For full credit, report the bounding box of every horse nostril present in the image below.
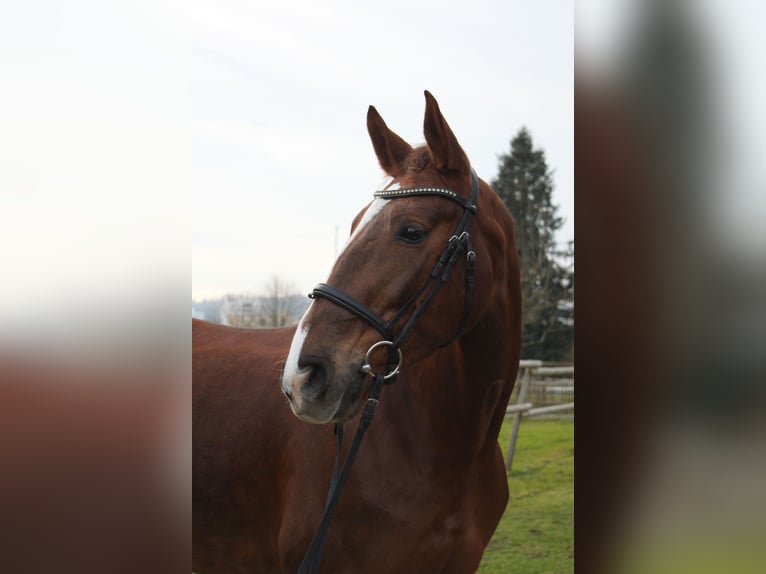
[298,359,331,402]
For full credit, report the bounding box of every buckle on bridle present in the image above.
[360,340,403,381]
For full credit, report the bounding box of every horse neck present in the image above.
[458,302,518,436]
[390,298,518,466]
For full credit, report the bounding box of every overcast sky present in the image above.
[192,0,574,300]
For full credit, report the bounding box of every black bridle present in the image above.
[312,168,479,358]
[296,169,480,574]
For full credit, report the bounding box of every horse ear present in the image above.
[423,90,470,177]
[367,105,413,177]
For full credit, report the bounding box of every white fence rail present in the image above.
[505,360,574,471]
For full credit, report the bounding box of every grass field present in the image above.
[478,417,574,574]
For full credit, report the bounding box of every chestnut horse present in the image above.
[193,92,521,573]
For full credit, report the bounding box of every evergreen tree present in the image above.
[492,128,573,361]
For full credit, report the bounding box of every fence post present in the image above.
[505,364,533,471]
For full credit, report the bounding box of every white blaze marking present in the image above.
[282,194,392,386]
[336,197,389,259]
[281,307,311,390]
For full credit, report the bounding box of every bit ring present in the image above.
[360,340,403,380]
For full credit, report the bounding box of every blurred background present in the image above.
[576,1,766,572]
[0,2,189,573]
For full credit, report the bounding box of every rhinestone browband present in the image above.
[373,187,476,211]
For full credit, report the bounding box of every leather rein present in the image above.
[296,170,480,574]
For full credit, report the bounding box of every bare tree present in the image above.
[217,277,302,329]
[257,275,301,327]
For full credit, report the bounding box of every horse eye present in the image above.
[398,225,426,244]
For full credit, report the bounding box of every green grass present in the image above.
[478,418,574,574]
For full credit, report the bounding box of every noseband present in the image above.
[309,168,480,376]
[296,169,480,574]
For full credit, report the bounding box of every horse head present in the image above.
[281,91,518,424]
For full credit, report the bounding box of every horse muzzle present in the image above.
[282,357,368,424]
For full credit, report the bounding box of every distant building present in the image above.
[192,293,311,327]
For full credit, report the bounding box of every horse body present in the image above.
[193,322,516,573]
[193,92,521,573]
